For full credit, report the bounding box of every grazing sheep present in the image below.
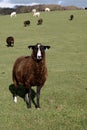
[37,18,43,25]
[24,20,30,27]
[6,36,14,47]
[10,12,16,17]
[45,8,50,12]
[12,43,50,108]
[69,15,74,20]
[33,12,40,17]
[32,9,36,13]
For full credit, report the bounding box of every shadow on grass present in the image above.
[9,84,37,108]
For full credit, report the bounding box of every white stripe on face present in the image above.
[37,44,42,59]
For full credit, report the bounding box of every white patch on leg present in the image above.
[14,96,17,103]
[25,93,29,104]
[37,108,40,110]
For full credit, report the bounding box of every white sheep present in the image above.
[45,8,50,12]
[32,9,36,13]
[10,12,16,18]
[33,12,40,17]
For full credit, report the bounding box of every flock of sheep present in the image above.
[7,8,51,47]
[10,7,50,18]
[6,9,74,108]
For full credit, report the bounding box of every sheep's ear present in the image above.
[28,45,34,49]
[44,46,51,50]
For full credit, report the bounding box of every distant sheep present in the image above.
[10,12,16,17]
[45,8,50,12]
[24,20,30,27]
[37,18,43,25]
[69,15,74,20]
[12,43,50,108]
[32,9,36,13]
[6,36,14,47]
[33,12,40,17]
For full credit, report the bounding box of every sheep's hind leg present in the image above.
[13,80,18,103]
[13,87,18,103]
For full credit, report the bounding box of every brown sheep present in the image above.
[37,18,43,25]
[24,20,30,27]
[6,36,14,47]
[12,43,50,108]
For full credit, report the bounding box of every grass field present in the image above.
[0,10,87,130]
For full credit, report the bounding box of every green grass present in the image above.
[0,10,87,130]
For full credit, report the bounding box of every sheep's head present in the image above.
[28,43,50,61]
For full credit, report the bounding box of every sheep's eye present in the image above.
[33,46,38,50]
[40,46,44,50]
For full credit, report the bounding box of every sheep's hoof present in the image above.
[37,108,40,110]
[27,104,31,109]
[36,106,41,109]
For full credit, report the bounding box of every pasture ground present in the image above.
[0,10,87,130]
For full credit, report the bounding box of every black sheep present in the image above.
[69,15,74,20]
[37,18,43,25]
[6,36,14,47]
[24,20,30,27]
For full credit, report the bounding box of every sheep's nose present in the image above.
[37,56,42,60]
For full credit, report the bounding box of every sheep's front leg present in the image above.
[28,88,32,108]
[25,88,32,108]
[36,86,41,109]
